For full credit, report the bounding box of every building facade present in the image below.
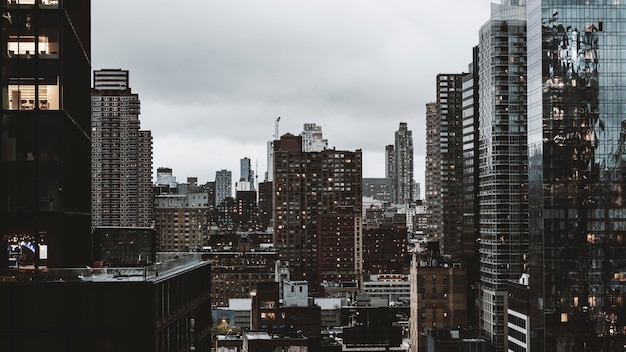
[425,102,440,240]
[215,169,231,206]
[91,69,153,229]
[409,252,467,352]
[300,122,328,152]
[426,75,465,258]
[154,182,211,252]
[527,1,626,350]
[394,122,414,205]
[476,3,528,350]
[239,157,254,190]
[0,0,92,268]
[272,133,362,295]
[0,253,212,352]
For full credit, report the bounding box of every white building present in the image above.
[300,123,328,152]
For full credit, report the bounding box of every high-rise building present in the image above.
[91,69,153,229]
[527,1,626,350]
[0,0,91,268]
[272,133,362,295]
[474,3,528,350]
[461,47,480,329]
[425,102,440,240]
[426,75,465,257]
[385,144,396,202]
[215,169,232,206]
[239,157,254,190]
[410,250,467,352]
[394,122,414,205]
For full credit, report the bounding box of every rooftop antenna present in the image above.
[274,116,281,139]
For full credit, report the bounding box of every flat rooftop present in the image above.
[1,252,206,283]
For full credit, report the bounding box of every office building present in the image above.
[394,122,414,205]
[91,69,153,229]
[0,0,91,268]
[272,133,362,295]
[215,169,231,206]
[239,157,254,190]
[475,2,528,350]
[300,122,328,152]
[0,253,213,352]
[527,1,626,350]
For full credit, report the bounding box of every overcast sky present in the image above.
[92,0,494,196]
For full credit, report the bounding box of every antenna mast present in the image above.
[274,116,281,139]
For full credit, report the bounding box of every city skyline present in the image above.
[91,0,495,195]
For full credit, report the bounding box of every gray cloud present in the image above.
[92,0,493,192]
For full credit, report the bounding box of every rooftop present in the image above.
[1,252,206,283]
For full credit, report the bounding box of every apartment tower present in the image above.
[426,75,465,257]
[0,0,91,268]
[272,133,362,295]
[394,122,414,205]
[527,1,626,350]
[91,69,153,229]
[476,2,528,350]
[215,169,232,206]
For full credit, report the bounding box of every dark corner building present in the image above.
[0,0,92,268]
[0,253,213,352]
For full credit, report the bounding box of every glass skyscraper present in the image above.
[528,0,626,350]
[0,0,91,268]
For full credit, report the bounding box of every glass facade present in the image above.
[528,0,626,350]
[0,0,91,268]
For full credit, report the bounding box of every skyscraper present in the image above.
[91,69,153,229]
[385,144,395,202]
[426,75,465,257]
[425,102,440,240]
[394,122,414,205]
[0,0,91,268]
[527,1,626,350]
[272,133,362,295]
[475,2,528,350]
[215,169,232,206]
[239,157,255,190]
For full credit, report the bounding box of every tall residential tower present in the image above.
[476,2,528,350]
[91,69,153,229]
[394,122,414,205]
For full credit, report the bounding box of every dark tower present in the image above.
[0,0,91,268]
